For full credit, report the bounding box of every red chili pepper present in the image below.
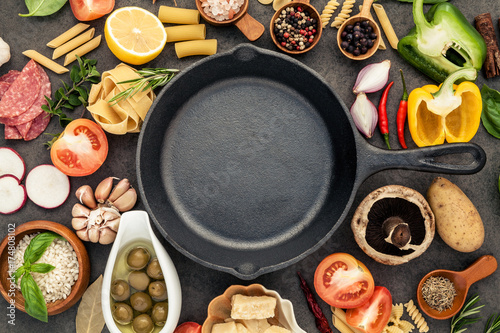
[378,81,393,149]
[297,271,333,333]
[397,69,409,149]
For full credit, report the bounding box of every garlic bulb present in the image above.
[0,38,10,67]
[72,177,138,244]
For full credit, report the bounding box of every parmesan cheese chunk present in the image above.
[231,295,277,320]
[236,323,250,333]
[263,326,291,333]
[239,319,271,333]
[212,321,238,333]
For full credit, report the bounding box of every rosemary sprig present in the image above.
[107,67,179,105]
[450,295,484,333]
[42,56,100,129]
[485,314,500,333]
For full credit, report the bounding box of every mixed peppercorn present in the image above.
[340,20,377,56]
[273,6,318,52]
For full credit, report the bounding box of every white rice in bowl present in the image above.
[14,233,79,303]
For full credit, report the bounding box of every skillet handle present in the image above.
[359,142,486,178]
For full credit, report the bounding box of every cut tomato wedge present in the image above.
[69,0,115,21]
[346,286,393,333]
[314,252,375,309]
[174,322,202,333]
[50,118,108,177]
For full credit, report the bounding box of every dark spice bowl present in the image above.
[0,221,90,316]
[270,0,322,55]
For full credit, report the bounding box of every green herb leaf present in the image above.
[23,232,63,264]
[481,84,500,139]
[30,263,56,274]
[485,314,500,333]
[20,273,48,322]
[13,266,26,285]
[19,0,67,17]
[451,295,484,333]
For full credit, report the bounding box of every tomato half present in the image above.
[174,322,202,333]
[50,118,108,177]
[69,0,115,21]
[346,286,393,333]
[314,253,375,309]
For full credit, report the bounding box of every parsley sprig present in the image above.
[42,56,100,129]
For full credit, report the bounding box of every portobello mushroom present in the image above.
[351,185,435,265]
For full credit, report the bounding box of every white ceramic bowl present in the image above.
[102,210,182,333]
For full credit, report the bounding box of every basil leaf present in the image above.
[19,0,68,17]
[24,232,63,264]
[30,263,56,274]
[481,84,500,139]
[20,274,48,322]
[13,266,26,285]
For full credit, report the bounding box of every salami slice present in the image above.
[0,82,10,99]
[0,63,51,126]
[0,70,21,84]
[16,121,32,138]
[24,111,51,141]
[0,60,41,118]
[4,125,23,140]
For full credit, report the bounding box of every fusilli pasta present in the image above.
[405,300,429,333]
[320,0,340,27]
[383,326,404,333]
[399,320,416,333]
[331,0,355,28]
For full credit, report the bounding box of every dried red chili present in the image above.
[297,271,333,333]
[378,81,393,149]
[397,69,409,149]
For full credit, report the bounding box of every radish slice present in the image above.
[0,174,27,214]
[26,164,70,209]
[0,147,26,181]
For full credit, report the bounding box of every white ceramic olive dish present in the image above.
[102,210,182,333]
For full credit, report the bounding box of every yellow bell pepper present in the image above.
[408,68,482,147]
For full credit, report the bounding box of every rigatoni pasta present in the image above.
[158,6,200,24]
[165,24,206,42]
[47,23,90,48]
[373,4,398,49]
[22,50,69,74]
[52,28,95,60]
[63,35,102,66]
[175,39,217,58]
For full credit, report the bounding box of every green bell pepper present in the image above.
[397,0,486,83]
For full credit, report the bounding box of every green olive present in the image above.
[128,271,150,291]
[111,302,134,325]
[151,302,168,326]
[146,258,164,280]
[148,281,168,302]
[130,291,153,312]
[132,314,154,333]
[127,247,151,270]
[110,279,130,302]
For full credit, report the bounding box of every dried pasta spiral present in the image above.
[405,300,430,333]
[399,320,416,333]
[383,326,404,333]
[331,0,355,28]
[320,0,340,27]
[390,303,404,324]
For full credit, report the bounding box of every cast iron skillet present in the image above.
[137,44,486,280]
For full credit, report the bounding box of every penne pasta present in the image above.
[158,6,200,24]
[373,4,399,49]
[52,28,95,60]
[165,24,206,43]
[175,39,217,58]
[22,50,69,74]
[331,307,366,333]
[63,35,102,66]
[332,314,356,333]
[359,5,386,50]
[47,23,90,48]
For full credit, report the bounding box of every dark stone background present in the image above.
[0,0,499,332]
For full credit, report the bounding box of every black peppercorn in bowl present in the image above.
[270,0,322,55]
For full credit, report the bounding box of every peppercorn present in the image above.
[273,5,318,52]
[340,20,377,56]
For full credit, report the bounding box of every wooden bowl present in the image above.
[270,0,322,55]
[0,221,90,316]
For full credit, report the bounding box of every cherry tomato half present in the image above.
[69,0,115,21]
[50,118,108,177]
[314,252,375,309]
[346,286,393,333]
[174,322,202,333]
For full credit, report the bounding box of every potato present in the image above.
[426,177,484,252]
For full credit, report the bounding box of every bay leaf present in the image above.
[76,275,105,333]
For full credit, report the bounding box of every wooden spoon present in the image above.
[336,0,381,60]
[417,255,498,320]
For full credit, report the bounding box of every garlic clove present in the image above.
[72,217,89,230]
[108,178,131,203]
[76,229,90,242]
[75,185,97,209]
[99,228,117,245]
[88,225,100,243]
[350,92,378,138]
[105,218,121,232]
[95,177,115,203]
[72,203,91,218]
[353,59,391,94]
[0,38,10,67]
[103,209,120,222]
[112,187,137,212]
